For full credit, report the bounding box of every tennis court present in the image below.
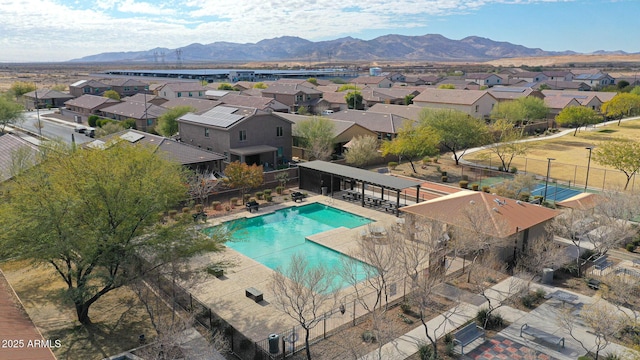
[530,183,583,202]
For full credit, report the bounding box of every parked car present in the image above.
[85,127,95,138]
[74,125,87,133]
[321,109,334,115]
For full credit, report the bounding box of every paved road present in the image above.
[19,110,93,145]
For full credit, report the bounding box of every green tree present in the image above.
[420,108,490,165]
[0,96,24,133]
[10,81,36,100]
[156,106,194,137]
[437,84,456,89]
[293,116,336,160]
[217,83,234,90]
[631,86,640,96]
[296,105,309,115]
[222,161,264,203]
[344,135,379,168]
[555,106,602,135]
[306,77,318,86]
[381,122,440,173]
[122,118,137,129]
[593,139,640,190]
[487,118,529,171]
[345,91,363,110]
[0,143,225,325]
[338,84,359,92]
[253,82,267,89]
[95,121,124,138]
[88,115,99,127]
[602,93,640,125]
[103,90,121,100]
[491,97,548,126]
[404,94,415,105]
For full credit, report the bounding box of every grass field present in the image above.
[464,119,640,192]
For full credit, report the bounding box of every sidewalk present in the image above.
[359,276,640,360]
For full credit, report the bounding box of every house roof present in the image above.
[543,95,581,109]
[400,191,559,238]
[464,73,498,80]
[87,129,224,165]
[161,97,221,114]
[219,93,288,111]
[433,79,480,90]
[321,91,348,104]
[0,133,39,182]
[350,76,389,85]
[157,82,208,93]
[574,73,611,81]
[413,88,494,105]
[64,94,120,109]
[70,79,109,88]
[100,78,148,87]
[541,90,613,105]
[535,81,590,90]
[556,193,599,210]
[326,109,412,134]
[512,72,544,79]
[122,93,166,104]
[262,84,322,96]
[99,101,167,120]
[23,89,74,100]
[178,105,260,129]
[298,160,422,191]
[488,87,540,101]
[277,113,372,138]
[367,103,424,121]
[316,85,341,92]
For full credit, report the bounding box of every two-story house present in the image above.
[177,105,293,167]
[98,101,167,132]
[155,82,208,100]
[22,89,73,109]
[572,73,615,88]
[261,84,325,113]
[464,73,502,87]
[411,89,498,119]
[350,76,393,88]
[100,78,150,97]
[62,94,120,123]
[69,79,111,97]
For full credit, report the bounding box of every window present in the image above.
[83,87,90,93]
[189,92,193,97]
[475,105,479,113]
[223,152,229,161]
[239,130,246,141]
[147,119,153,126]
[204,128,210,137]
[177,92,182,97]
[276,126,283,137]
[295,95,303,102]
[199,91,203,96]
[277,147,283,157]
[206,147,212,151]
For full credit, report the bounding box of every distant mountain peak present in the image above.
[70,34,578,63]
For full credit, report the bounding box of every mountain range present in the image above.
[71,34,627,63]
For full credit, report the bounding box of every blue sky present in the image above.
[1,0,638,62]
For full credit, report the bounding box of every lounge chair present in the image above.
[291,192,305,202]
[246,200,259,213]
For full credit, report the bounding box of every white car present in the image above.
[74,125,87,133]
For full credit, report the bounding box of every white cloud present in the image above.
[0,0,597,62]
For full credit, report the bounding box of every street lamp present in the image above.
[585,146,594,192]
[543,158,555,203]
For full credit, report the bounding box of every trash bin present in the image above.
[541,268,554,284]
[268,334,280,354]
[321,186,328,196]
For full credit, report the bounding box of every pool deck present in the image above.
[183,193,424,342]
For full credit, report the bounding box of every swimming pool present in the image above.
[205,203,373,290]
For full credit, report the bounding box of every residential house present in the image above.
[155,82,208,100]
[122,93,168,106]
[464,73,502,87]
[98,101,167,132]
[533,81,591,91]
[400,191,559,261]
[543,71,574,82]
[434,78,481,90]
[62,94,120,123]
[69,79,111,97]
[22,89,73,109]
[205,90,231,100]
[510,72,549,83]
[488,87,544,102]
[161,97,221,114]
[100,78,149,97]
[411,88,498,119]
[0,134,39,183]
[231,81,255,91]
[271,79,318,88]
[572,73,614,87]
[360,88,422,109]
[177,105,293,167]
[88,129,225,173]
[367,103,424,121]
[387,73,406,82]
[320,91,349,113]
[542,90,614,113]
[325,109,412,140]
[403,74,440,86]
[219,93,289,113]
[261,84,325,113]
[543,95,583,118]
[350,76,393,88]
[276,113,378,158]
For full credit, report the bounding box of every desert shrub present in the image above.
[443,333,454,345]
[510,166,518,173]
[471,183,479,191]
[195,204,204,212]
[626,243,636,252]
[401,303,411,313]
[275,186,284,194]
[535,288,546,299]
[168,209,178,218]
[519,192,531,202]
[361,330,376,343]
[182,207,190,213]
[441,176,447,183]
[417,343,434,360]
[476,308,504,330]
[88,115,99,127]
[482,185,490,193]
[265,195,272,202]
[459,180,469,188]
[230,197,239,206]
[211,201,221,210]
[255,191,264,200]
[521,293,536,309]
[243,194,251,202]
[264,189,272,196]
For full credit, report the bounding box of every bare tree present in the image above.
[344,135,379,168]
[188,170,220,205]
[515,229,566,289]
[271,253,337,360]
[557,300,625,360]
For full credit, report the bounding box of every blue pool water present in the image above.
[204,203,373,290]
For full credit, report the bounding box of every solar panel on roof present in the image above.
[491,88,526,93]
[120,131,145,143]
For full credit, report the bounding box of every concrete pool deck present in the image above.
[182,193,444,343]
